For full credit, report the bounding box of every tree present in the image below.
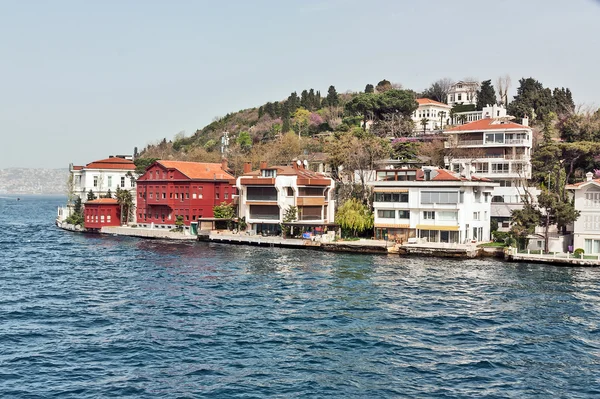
[335,198,374,237]
[421,78,454,103]
[115,187,134,225]
[173,215,184,232]
[293,107,311,137]
[134,157,158,175]
[553,87,575,116]
[236,131,252,152]
[326,85,339,107]
[373,89,419,120]
[345,92,377,130]
[365,84,374,93]
[213,201,236,229]
[495,74,511,106]
[476,80,497,110]
[103,189,112,199]
[507,77,556,122]
[420,118,429,134]
[281,205,297,237]
[537,189,579,252]
[510,204,541,250]
[375,79,392,93]
[87,189,97,201]
[73,196,82,215]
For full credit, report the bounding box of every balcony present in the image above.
[297,197,326,206]
[447,139,530,148]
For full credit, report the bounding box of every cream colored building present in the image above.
[413,98,452,133]
[567,172,600,254]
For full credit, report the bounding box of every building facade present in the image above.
[567,172,600,254]
[413,98,452,133]
[136,160,236,230]
[58,156,137,222]
[452,104,508,125]
[236,161,335,235]
[443,118,533,227]
[84,198,121,230]
[447,81,480,107]
[369,167,497,243]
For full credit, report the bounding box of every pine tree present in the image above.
[258,106,264,119]
[326,85,339,107]
[365,84,374,93]
[307,88,316,110]
[300,90,309,109]
[476,80,497,111]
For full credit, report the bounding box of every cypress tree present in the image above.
[326,85,339,107]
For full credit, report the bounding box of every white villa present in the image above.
[236,160,336,236]
[369,167,497,244]
[567,172,600,254]
[413,98,452,133]
[443,118,533,229]
[57,156,136,222]
[447,81,480,107]
[453,104,508,125]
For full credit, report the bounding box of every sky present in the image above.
[1,0,599,169]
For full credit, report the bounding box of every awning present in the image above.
[416,224,459,231]
[374,223,411,229]
[373,188,409,193]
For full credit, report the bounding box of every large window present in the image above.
[398,210,410,219]
[485,133,504,144]
[585,191,600,207]
[423,211,435,220]
[374,193,409,203]
[491,163,509,173]
[584,239,600,254]
[378,210,395,219]
[299,206,322,221]
[249,205,280,220]
[247,187,277,201]
[438,211,457,221]
[474,163,488,173]
[298,187,324,196]
[421,191,459,204]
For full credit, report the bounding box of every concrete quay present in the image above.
[101,226,197,240]
[506,249,600,267]
[399,242,481,258]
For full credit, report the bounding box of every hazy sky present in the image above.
[1,0,599,169]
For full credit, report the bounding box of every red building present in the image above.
[136,160,236,228]
[84,198,121,230]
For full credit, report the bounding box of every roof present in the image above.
[157,160,234,180]
[85,157,135,170]
[242,164,329,180]
[72,165,84,170]
[416,98,451,107]
[376,168,493,183]
[85,198,119,205]
[566,178,600,189]
[445,118,530,132]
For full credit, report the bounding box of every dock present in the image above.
[399,242,481,258]
[506,248,600,266]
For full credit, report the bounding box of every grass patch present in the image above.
[478,242,507,248]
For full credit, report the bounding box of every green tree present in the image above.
[420,78,453,103]
[510,204,541,250]
[476,79,497,110]
[174,215,184,232]
[115,187,134,225]
[236,131,252,152]
[345,92,377,130]
[326,85,339,107]
[103,189,112,199]
[87,189,97,201]
[134,157,158,175]
[365,84,374,93]
[375,79,392,93]
[213,201,236,229]
[281,205,297,237]
[73,196,82,215]
[507,77,555,122]
[293,107,311,137]
[335,198,374,237]
[537,189,580,252]
[420,118,429,134]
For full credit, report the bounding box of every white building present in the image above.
[566,172,600,254]
[453,104,508,125]
[57,156,137,222]
[413,98,452,133]
[369,167,497,243]
[443,118,533,228]
[447,81,480,107]
[236,160,336,235]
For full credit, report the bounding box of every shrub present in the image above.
[573,248,585,257]
[492,231,509,243]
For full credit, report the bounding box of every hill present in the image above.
[0,168,68,194]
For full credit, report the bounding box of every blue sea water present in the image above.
[0,195,599,398]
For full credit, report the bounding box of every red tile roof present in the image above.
[446,118,529,132]
[85,198,119,204]
[85,157,135,170]
[72,165,84,170]
[417,98,451,107]
[566,179,600,189]
[158,160,234,180]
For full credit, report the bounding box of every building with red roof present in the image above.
[236,160,336,236]
[135,160,236,231]
[368,167,498,243]
[84,198,121,230]
[443,117,534,228]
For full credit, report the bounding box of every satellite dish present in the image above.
[296,160,302,166]
[303,160,308,168]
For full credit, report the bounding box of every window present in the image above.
[423,211,435,220]
[473,212,480,220]
[247,187,277,201]
[374,193,409,202]
[584,239,600,254]
[398,210,410,219]
[492,195,504,203]
[249,205,280,220]
[474,163,488,173]
[491,163,509,173]
[584,191,600,207]
[298,187,324,196]
[107,176,112,187]
[438,211,457,221]
[93,176,98,187]
[299,206,322,221]
[224,193,229,199]
[286,187,294,196]
[130,179,135,188]
[262,169,276,178]
[457,94,462,101]
[215,192,220,200]
[198,186,203,199]
[378,210,395,218]
[162,192,166,199]
[149,192,153,198]
[120,177,125,188]
[421,191,459,204]
[485,133,504,144]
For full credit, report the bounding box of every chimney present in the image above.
[586,171,594,182]
[221,158,228,171]
[243,162,252,174]
[259,160,267,169]
[522,116,529,127]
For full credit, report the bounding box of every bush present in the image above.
[492,231,509,243]
[573,248,585,256]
